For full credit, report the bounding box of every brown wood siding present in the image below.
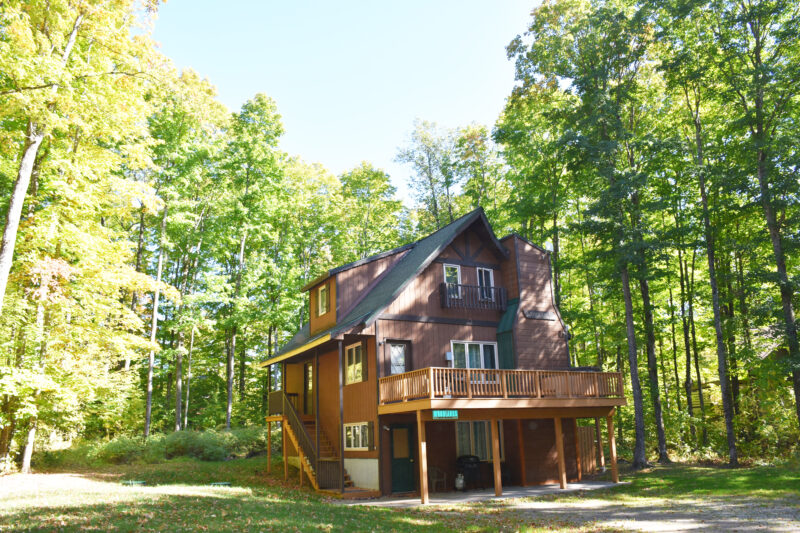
[377,319,499,376]
[382,258,503,323]
[317,349,341,457]
[309,278,336,336]
[521,418,578,484]
[499,236,519,300]
[343,336,378,459]
[513,237,570,369]
[336,251,407,318]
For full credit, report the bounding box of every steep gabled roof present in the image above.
[262,207,507,366]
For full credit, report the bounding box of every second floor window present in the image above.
[477,267,494,300]
[452,341,498,370]
[317,284,329,316]
[346,342,364,384]
[444,264,461,298]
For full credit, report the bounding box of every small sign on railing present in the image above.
[432,409,458,419]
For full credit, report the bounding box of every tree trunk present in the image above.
[0,122,45,313]
[183,327,194,429]
[639,275,669,463]
[175,331,183,432]
[20,419,37,474]
[675,207,697,443]
[226,328,235,429]
[238,334,246,396]
[620,265,647,469]
[145,205,168,438]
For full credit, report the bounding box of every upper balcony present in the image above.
[439,282,508,312]
[378,367,626,414]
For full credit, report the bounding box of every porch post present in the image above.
[517,419,527,486]
[338,340,344,493]
[573,419,582,481]
[554,417,567,489]
[606,413,619,483]
[491,418,502,496]
[267,421,272,474]
[594,417,605,472]
[283,417,288,481]
[416,410,429,504]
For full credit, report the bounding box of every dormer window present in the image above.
[317,284,329,316]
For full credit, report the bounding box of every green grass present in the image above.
[2,458,798,532]
[1,457,583,532]
[542,462,800,503]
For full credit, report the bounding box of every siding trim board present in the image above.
[379,314,499,328]
[433,257,500,270]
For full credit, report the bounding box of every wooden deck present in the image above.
[378,367,625,413]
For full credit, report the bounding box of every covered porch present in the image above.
[378,368,625,504]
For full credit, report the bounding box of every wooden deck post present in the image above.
[594,417,605,472]
[554,417,567,489]
[417,410,429,504]
[491,418,502,496]
[573,418,582,481]
[517,419,527,486]
[283,418,288,481]
[606,413,619,483]
[267,421,272,474]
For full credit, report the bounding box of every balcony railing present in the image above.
[379,367,624,404]
[440,283,508,311]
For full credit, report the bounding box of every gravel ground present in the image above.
[515,495,800,532]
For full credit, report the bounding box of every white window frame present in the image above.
[345,342,364,384]
[455,420,504,462]
[344,422,369,451]
[477,267,495,301]
[450,340,499,370]
[317,284,329,316]
[443,264,462,298]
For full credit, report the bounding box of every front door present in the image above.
[390,424,415,493]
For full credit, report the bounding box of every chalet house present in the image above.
[260,208,625,503]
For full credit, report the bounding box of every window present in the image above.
[317,284,329,316]
[456,421,504,461]
[443,264,461,298]
[346,342,364,384]
[451,341,498,370]
[389,343,407,375]
[477,267,494,301]
[344,422,370,450]
[303,362,313,416]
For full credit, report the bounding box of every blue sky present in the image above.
[151,1,535,201]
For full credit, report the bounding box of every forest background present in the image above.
[1,0,799,472]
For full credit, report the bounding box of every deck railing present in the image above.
[439,283,508,311]
[379,367,624,404]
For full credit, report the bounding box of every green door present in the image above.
[390,425,414,493]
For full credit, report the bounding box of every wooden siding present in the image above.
[343,336,378,459]
[499,235,519,300]
[513,237,570,368]
[377,319,498,377]
[309,278,337,336]
[337,251,407,318]
[318,349,341,457]
[520,418,578,484]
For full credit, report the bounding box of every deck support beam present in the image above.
[417,410,429,504]
[283,417,288,481]
[554,417,567,489]
[573,418,582,481]
[491,418,502,496]
[267,421,271,474]
[607,413,619,483]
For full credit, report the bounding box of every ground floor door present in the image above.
[390,424,414,493]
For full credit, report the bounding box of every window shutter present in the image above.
[367,421,375,450]
[325,283,331,314]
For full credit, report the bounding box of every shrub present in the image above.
[92,436,145,465]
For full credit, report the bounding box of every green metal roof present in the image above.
[497,298,520,334]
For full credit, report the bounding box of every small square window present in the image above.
[344,422,370,450]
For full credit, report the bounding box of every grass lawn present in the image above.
[1,458,798,532]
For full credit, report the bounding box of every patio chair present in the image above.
[428,466,447,492]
